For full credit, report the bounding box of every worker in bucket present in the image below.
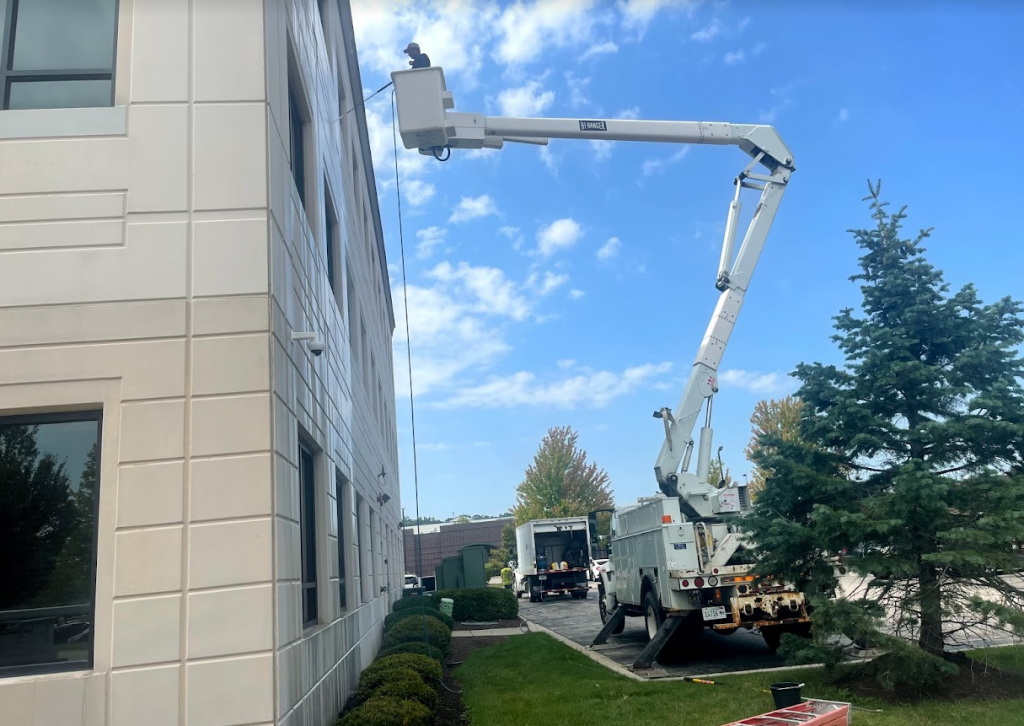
[404,42,431,69]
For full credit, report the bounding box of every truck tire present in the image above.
[643,590,663,642]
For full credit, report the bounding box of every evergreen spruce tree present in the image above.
[743,183,1024,690]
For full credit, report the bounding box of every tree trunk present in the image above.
[918,562,945,657]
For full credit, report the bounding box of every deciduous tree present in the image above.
[513,426,614,525]
[743,396,804,496]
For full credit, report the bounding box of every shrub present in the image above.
[354,667,423,707]
[366,654,443,690]
[382,615,451,656]
[384,608,454,633]
[392,595,441,614]
[430,587,518,621]
[377,642,443,662]
[373,678,439,714]
[337,697,432,726]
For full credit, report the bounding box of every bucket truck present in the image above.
[390,67,811,668]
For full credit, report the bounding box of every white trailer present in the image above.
[390,67,810,668]
[513,518,591,602]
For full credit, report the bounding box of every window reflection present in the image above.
[11,0,118,71]
[0,414,100,674]
[7,79,112,110]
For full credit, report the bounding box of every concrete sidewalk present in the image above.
[452,626,528,638]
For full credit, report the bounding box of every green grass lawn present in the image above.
[458,633,1024,726]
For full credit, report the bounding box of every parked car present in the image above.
[589,558,608,582]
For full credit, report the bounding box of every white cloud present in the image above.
[737,16,752,32]
[565,73,591,108]
[718,369,795,395]
[557,359,577,369]
[581,40,619,59]
[752,41,768,55]
[539,144,559,175]
[537,218,583,256]
[569,289,586,299]
[691,18,723,42]
[392,282,512,397]
[497,80,556,116]
[527,271,570,296]
[428,261,531,320]
[590,139,614,160]
[641,147,690,176]
[758,80,800,125]
[836,107,850,123]
[403,179,436,207]
[449,195,498,224]
[596,236,621,260]
[724,49,745,65]
[437,362,673,409]
[617,106,641,119]
[496,0,605,65]
[618,0,701,32]
[415,226,447,259]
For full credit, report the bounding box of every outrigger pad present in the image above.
[633,615,684,670]
[591,605,628,646]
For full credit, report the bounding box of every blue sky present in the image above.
[351,0,1024,521]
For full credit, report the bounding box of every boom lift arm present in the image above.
[391,68,795,520]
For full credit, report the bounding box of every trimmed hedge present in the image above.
[364,653,442,690]
[384,608,455,633]
[382,615,451,656]
[392,595,441,614]
[354,667,422,707]
[338,697,431,726]
[377,642,444,662]
[430,587,518,621]
[373,678,439,714]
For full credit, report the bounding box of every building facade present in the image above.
[403,517,515,578]
[0,2,401,725]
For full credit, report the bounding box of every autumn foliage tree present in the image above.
[513,426,614,525]
[744,396,805,496]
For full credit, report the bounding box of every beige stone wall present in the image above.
[0,1,400,725]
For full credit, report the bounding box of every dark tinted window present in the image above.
[2,0,118,110]
[0,412,101,675]
[336,471,347,612]
[299,442,318,628]
[325,184,338,295]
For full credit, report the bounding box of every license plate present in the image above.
[702,606,727,622]
[538,574,547,580]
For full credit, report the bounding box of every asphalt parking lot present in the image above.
[517,584,789,679]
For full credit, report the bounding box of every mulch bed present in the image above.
[436,635,511,725]
[837,652,1024,704]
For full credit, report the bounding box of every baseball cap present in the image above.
[403,42,420,53]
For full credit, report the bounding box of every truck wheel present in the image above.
[643,590,663,642]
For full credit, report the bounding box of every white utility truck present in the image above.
[513,518,591,602]
[390,67,810,668]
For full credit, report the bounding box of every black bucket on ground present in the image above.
[769,681,804,709]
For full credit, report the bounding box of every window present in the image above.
[324,181,339,300]
[298,440,318,628]
[0,411,101,675]
[346,264,358,374]
[360,316,369,390]
[1,0,118,111]
[357,494,370,603]
[286,40,309,211]
[335,471,347,612]
[371,355,379,418]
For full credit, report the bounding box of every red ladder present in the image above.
[723,700,851,726]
